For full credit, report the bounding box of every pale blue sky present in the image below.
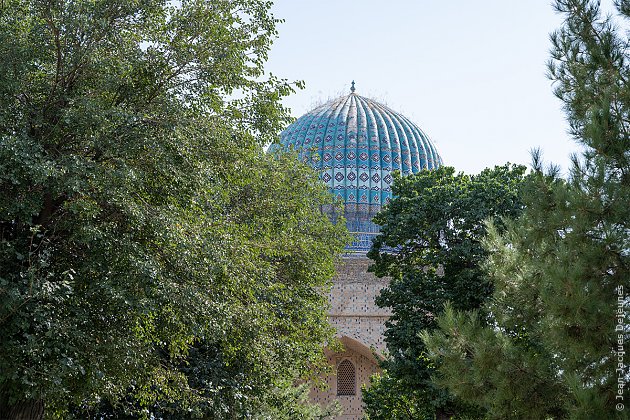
[265,1,615,174]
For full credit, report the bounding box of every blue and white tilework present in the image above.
[270,89,443,252]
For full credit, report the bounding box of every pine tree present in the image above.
[423,1,630,418]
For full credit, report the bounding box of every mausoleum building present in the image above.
[270,83,442,419]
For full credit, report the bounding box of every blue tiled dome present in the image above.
[270,85,442,252]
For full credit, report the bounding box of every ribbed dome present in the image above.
[270,88,442,252]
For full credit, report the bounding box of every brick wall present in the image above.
[329,257,391,353]
[310,256,391,419]
[310,347,380,419]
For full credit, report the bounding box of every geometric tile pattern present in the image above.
[269,86,443,252]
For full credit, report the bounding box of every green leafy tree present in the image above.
[77,151,348,420]
[362,371,432,420]
[422,1,630,418]
[363,165,527,419]
[0,1,347,418]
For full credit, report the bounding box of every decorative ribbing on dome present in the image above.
[270,92,443,252]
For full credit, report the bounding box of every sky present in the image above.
[264,0,616,175]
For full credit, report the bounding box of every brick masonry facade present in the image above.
[310,256,391,419]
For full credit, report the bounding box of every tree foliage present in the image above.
[363,165,527,419]
[422,1,630,418]
[362,371,433,420]
[0,1,347,418]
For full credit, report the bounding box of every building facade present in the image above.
[271,84,442,419]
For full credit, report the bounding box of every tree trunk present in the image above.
[0,399,44,420]
[435,409,451,420]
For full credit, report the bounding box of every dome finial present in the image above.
[350,80,356,93]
